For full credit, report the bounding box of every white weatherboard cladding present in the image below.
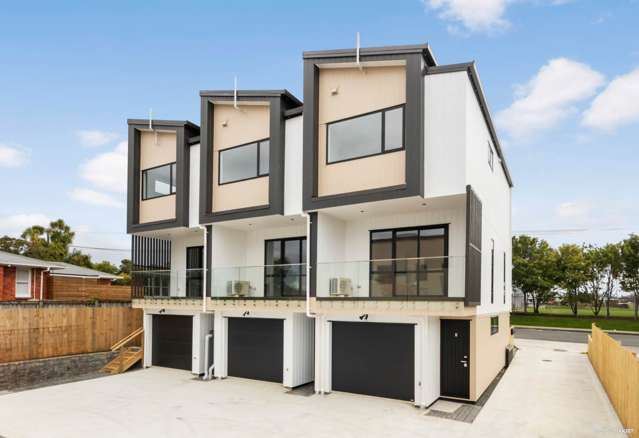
[464,78,511,315]
[424,72,467,198]
[213,311,314,387]
[317,204,466,298]
[188,144,200,227]
[284,116,303,216]
[313,314,441,407]
[169,231,204,297]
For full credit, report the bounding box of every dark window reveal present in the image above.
[327,105,404,164]
[219,138,270,184]
[490,316,499,335]
[370,225,448,298]
[142,163,176,200]
[264,237,306,297]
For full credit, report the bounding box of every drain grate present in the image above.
[542,359,552,362]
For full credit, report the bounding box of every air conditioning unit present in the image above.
[226,280,251,297]
[329,277,353,296]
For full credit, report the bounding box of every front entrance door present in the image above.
[441,319,470,399]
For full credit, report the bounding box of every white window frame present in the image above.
[15,267,31,298]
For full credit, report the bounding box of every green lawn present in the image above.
[511,313,639,332]
[521,305,636,318]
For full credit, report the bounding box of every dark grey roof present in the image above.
[303,43,437,67]
[127,119,200,131]
[0,250,62,269]
[199,90,303,107]
[49,261,120,280]
[425,62,513,187]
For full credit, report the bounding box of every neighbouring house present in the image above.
[0,250,129,301]
[0,251,62,300]
[47,262,129,301]
[128,42,513,407]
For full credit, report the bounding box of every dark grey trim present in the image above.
[309,212,317,298]
[425,62,513,187]
[199,91,300,224]
[126,120,199,233]
[303,44,437,67]
[284,106,303,119]
[206,225,212,297]
[303,50,424,211]
[199,89,302,106]
[188,135,200,145]
[464,185,482,306]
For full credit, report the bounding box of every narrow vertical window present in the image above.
[488,141,494,171]
[490,239,495,304]
[503,251,506,304]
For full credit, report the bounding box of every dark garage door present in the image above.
[228,318,283,383]
[152,315,193,370]
[332,321,414,401]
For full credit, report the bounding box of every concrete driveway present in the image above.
[0,339,624,438]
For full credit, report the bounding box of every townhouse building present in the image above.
[128,43,513,407]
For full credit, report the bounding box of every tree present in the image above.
[0,236,28,254]
[21,220,76,261]
[620,234,639,320]
[582,245,611,317]
[598,243,622,318]
[92,260,119,275]
[512,235,558,314]
[556,244,588,316]
[65,250,93,268]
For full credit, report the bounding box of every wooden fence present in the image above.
[0,302,142,363]
[588,324,639,437]
[48,276,131,301]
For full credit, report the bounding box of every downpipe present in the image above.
[203,333,214,380]
[199,225,208,313]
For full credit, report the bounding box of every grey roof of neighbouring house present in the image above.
[0,250,64,269]
[48,262,121,280]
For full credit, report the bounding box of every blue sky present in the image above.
[1,0,638,264]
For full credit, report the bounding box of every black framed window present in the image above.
[491,316,499,335]
[369,225,448,298]
[219,138,269,184]
[326,104,405,164]
[186,246,204,298]
[264,237,306,297]
[142,162,176,200]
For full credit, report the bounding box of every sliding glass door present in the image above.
[264,237,306,297]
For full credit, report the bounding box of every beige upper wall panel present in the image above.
[140,131,177,170]
[139,194,176,224]
[212,103,270,212]
[317,65,407,197]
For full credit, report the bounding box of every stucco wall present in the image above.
[472,312,509,400]
[139,130,177,224]
[212,103,270,212]
[317,65,407,196]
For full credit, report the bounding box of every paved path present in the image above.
[0,338,624,438]
[515,326,639,349]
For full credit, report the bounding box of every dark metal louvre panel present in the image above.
[465,185,482,306]
[131,235,171,298]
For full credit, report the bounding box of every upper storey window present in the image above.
[327,105,404,164]
[142,163,176,200]
[219,139,270,184]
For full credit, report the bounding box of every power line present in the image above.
[69,245,130,252]
[514,227,631,235]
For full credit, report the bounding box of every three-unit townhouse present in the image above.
[128,43,513,407]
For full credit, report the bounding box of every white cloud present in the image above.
[557,200,594,220]
[427,0,510,33]
[77,130,118,148]
[582,67,639,130]
[0,213,51,236]
[70,188,125,208]
[80,141,127,193]
[0,144,30,167]
[496,58,605,139]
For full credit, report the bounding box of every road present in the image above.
[514,326,639,348]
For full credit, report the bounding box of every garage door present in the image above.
[228,318,283,383]
[332,321,414,401]
[152,315,193,370]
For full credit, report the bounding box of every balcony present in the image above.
[211,264,306,299]
[132,269,204,299]
[315,256,464,300]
